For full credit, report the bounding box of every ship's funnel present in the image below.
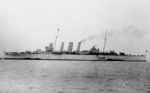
[68,42,73,53]
[49,43,54,51]
[45,43,53,52]
[60,42,64,52]
[76,42,81,53]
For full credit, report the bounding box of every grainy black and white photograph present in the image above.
[0,0,150,93]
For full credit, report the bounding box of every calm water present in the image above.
[0,60,149,93]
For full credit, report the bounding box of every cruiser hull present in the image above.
[4,53,146,62]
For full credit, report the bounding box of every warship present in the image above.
[4,29,147,62]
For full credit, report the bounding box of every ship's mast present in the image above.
[54,28,60,50]
[103,31,107,53]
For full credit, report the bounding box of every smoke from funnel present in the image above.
[123,25,148,38]
[80,34,102,43]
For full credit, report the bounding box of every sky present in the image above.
[0,0,150,54]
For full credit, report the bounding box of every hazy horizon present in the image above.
[0,0,150,54]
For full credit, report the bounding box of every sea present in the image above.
[0,60,149,93]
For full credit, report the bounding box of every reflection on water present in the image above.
[0,60,149,93]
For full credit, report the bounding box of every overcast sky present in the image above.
[0,0,150,54]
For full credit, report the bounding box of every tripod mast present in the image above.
[54,28,60,50]
[103,31,107,53]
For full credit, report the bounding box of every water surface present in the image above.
[0,60,149,93]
